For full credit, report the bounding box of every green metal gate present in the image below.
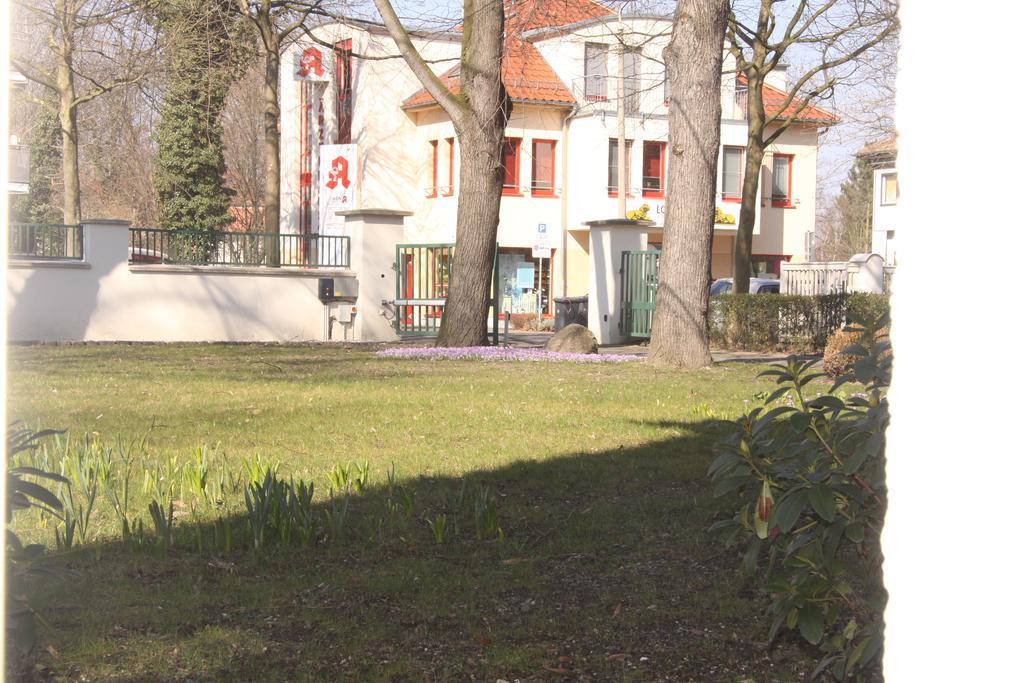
[620,250,660,338]
[395,243,454,335]
[394,243,500,339]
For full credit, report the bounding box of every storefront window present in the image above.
[496,247,554,315]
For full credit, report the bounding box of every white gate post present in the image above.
[847,253,885,293]
[584,218,652,346]
[338,208,411,342]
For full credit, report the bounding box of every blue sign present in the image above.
[535,223,549,247]
[515,261,535,289]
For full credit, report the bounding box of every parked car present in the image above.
[710,277,780,295]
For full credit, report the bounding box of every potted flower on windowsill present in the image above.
[713,206,737,226]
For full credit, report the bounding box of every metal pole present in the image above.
[492,244,500,346]
[560,112,569,298]
[537,256,543,324]
[617,34,627,219]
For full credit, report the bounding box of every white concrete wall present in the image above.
[279,23,462,233]
[872,166,898,265]
[7,220,357,343]
[751,124,820,262]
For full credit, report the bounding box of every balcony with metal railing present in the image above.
[570,76,748,120]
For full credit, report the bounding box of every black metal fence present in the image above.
[9,223,84,261]
[129,228,350,268]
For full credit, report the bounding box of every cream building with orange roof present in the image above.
[278,0,836,323]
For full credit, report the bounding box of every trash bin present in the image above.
[553,295,589,331]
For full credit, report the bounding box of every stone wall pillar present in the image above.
[847,253,885,293]
[338,208,411,342]
[584,218,652,345]
[83,218,131,271]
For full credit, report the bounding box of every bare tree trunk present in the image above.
[433,1,509,347]
[56,42,81,224]
[647,0,729,369]
[439,125,504,345]
[733,72,765,294]
[263,45,281,263]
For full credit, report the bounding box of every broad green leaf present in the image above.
[798,603,825,644]
[845,521,865,543]
[808,486,836,522]
[840,343,868,357]
[861,630,883,665]
[842,617,858,639]
[811,655,840,681]
[707,451,740,477]
[798,372,827,387]
[846,636,870,671]
[790,412,812,433]
[807,395,845,412]
[772,490,807,533]
[11,479,63,512]
[853,357,875,384]
[753,406,797,434]
[842,443,873,475]
[8,467,69,483]
[713,475,750,498]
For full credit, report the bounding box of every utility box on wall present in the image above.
[318,278,335,302]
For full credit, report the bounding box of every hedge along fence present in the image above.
[708,293,890,353]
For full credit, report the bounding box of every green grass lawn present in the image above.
[7,344,826,681]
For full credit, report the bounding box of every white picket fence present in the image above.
[780,262,849,295]
[781,255,895,295]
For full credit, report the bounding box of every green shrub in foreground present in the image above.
[709,313,890,680]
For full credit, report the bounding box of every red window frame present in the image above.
[443,137,455,196]
[722,145,744,203]
[335,39,353,144]
[642,141,667,198]
[426,140,438,198]
[771,154,794,208]
[502,137,521,195]
[607,138,633,197]
[530,139,557,197]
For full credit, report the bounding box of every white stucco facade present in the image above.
[276,11,831,314]
[871,165,899,265]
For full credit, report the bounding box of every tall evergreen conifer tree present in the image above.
[154,1,248,242]
[10,111,63,224]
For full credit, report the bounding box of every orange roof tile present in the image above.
[857,134,897,157]
[403,40,575,109]
[505,0,613,32]
[738,75,839,125]
[404,0,613,110]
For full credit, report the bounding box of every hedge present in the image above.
[708,292,889,353]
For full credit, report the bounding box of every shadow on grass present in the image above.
[22,420,821,682]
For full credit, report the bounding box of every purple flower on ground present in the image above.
[376,346,640,363]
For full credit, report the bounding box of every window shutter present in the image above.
[585,43,608,99]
